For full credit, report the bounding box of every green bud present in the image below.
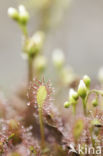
[18,5,29,24]
[64,101,71,108]
[26,31,44,57]
[8,7,19,21]
[78,80,87,99]
[92,99,98,107]
[83,75,91,88]
[69,88,78,102]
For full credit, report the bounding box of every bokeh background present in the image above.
[0,0,103,92]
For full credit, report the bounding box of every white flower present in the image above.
[52,49,65,69]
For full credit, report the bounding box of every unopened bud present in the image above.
[69,89,78,102]
[8,7,19,21]
[78,80,87,99]
[26,31,44,57]
[92,99,98,107]
[64,101,71,108]
[18,5,29,24]
[83,75,91,88]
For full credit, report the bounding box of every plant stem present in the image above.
[82,98,87,116]
[28,57,33,83]
[72,103,76,115]
[19,23,28,38]
[19,23,34,84]
[39,107,45,149]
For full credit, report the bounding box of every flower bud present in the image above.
[69,88,78,102]
[92,99,98,107]
[34,55,47,72]
[25,31,45,57]
[8,7,19,21]
[64,101,71,108]
[52,49,65,69]
[32,31,44,48]
[83,75,91,88]
[18,5,29,24]
[78,80,87,99]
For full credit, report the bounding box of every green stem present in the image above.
[86,89,102,105]
[18,23,33,84]
[28,57,33,83]
[39,107,45,149]
[82,98,87,116]
[72,103,76,115]
[82,89,103,116]
[87,89,103,99]
[19,23,28,38]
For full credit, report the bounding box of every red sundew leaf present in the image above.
[28,78,65,144]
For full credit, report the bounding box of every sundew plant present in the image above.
[0,2,103,156]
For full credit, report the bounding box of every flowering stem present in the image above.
[82,98,87,116]
[86,89,103,105]
[18,23,28,38]
[82,89,103,116]
[38,107,45,149]
[72,103,76,115]
[19,23,34,83]
[19,23,34,84]
[28,57,33,83]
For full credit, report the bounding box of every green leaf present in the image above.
[37,85,47,108]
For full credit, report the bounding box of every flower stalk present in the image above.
[28,57,33,82]
[8,5,45,84]
[64,75,103,116]
[39,107,45,148]
[82,98,87,116]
